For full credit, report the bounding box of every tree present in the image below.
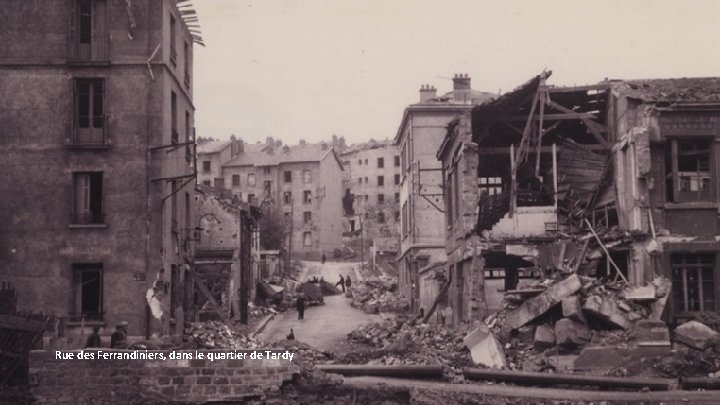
[257,202,288,250]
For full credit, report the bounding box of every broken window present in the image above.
[73,172,103,225]
[303,211,311,224]
[303,232,312,247]
[284,171,292,183]
[72,263,103,321]
[671,253,716,313]
[303,190,312,204]
[247,173,256,186]
[665,139,713,203]
[202,161,211,173]
[74,78,104,144]
[377,157,384,168]
[232,175,240,187]
[303,170,312,183]
[283,191,292,205]
[595,250,629,281]
[378,194,385,204]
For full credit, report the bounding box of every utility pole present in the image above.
[287,197,294,271]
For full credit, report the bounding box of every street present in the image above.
[258,261,380,349]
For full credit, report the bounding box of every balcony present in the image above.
[67,115,110,150]
[70,211,105,227]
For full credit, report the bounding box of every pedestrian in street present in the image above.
[110,321,128,348]
[321,253,327,264]
[296,294,306,320]
[85,326,102,348]
[345,275,352,290]
[335,274,346,293]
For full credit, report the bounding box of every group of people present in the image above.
[84,321,129,349]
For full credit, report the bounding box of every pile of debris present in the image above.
[184,321,262,349]
[344,316,473,368]
[348,280,407,314]
[268,339,334,367]
[248,302,280,318]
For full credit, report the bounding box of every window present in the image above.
[283,191,292,205]
[71,0,107,61]
[171,91,178,144]
[378,212,385,223]
[358,159,362,165]
[202,161,211,173]
[378,194,385,204]
[170,14,177,66]
[78,0,93,45]
[232,175,240,187]
[73,172,103,225]
[666,139,713,202]
[394,155,400,167]
[364,177,368,184]
[303,190,312,204]
[74,78,105,144]
[672,253,715,313]
[247,173,256,186]
[214,178,225,189]
[377,176,384,187]
[263,167,271,175]
[73,263,103,321]
[364,159,368,164]
[263,180,272,194]
[248,193,256,204]
[394,210,400,221]
[402,201,408,235]
[183,41,190,87]
[377,157,384,168]
[284,171,292,183]
[171,180,178,232]
[357,178,362,184]
[185,111,192,161]
[394,174,400,185]
[365,194,368,202]
[303,232,312,247]
[395,192,400,203]
[303,170,312,183]
[479,177,503,196]
[303,211,312,224]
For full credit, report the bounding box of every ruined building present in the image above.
[0,0,202,338]
[197,138,345,258]
[395,74,495,313]
[437,72,720,325]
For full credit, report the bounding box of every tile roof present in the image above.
[613,77,720,103]
[196,140,230,154]
[224,143,333,167]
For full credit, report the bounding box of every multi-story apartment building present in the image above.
[0,0,199,338]
[339,141,402,242]
[197,139,345,257]
[438,72,720,325]
[394,74,494,313]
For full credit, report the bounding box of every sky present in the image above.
[192,0,720,145]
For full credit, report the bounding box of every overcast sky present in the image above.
[192,0,720,145]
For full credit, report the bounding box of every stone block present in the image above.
[545,354,578,372]
[463,326,506,369]
[561,295,586,323]
[554,318,591,348]
[518,325,536,345]
[625,285,656,301]
[583,295,631,329]
[574,347,626,371]
[533,323,556,350]
[633,320,671,347]
[505,274,583,330]
[674,320,720,350]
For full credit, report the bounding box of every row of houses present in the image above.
[398,71,720,325]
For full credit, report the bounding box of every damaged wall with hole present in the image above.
[0,0,197,339]
[437,72,720,329]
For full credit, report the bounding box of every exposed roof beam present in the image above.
[502,112,599,121]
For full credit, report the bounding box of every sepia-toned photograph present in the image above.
[1,1,720,404]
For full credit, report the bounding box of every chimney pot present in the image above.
[418,82,438,103]
[452,73,472,104]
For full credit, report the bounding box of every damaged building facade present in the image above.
[438,72,720,326]
[0,0,201,338]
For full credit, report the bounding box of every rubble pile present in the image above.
[344,316,473,368]
[348,280,407,314]
[248,302,280,317]
[268,339,334,366]
[184,321,262,349]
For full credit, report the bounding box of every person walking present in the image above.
[345,275,352,289]
[321,253,327,264]
[335,275,346,293]
[295,294,306,320]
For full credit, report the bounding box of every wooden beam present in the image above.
[547,84,610,94]
[188,267,229,322]
[545,99,610,148]
[502,112,598,122]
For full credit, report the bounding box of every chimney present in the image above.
[419,84,437,103]
[452,73,472,104]
[320,141,328,151]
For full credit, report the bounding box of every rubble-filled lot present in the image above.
[348,279,408,314]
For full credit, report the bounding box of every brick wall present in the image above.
[28,349,299,404]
